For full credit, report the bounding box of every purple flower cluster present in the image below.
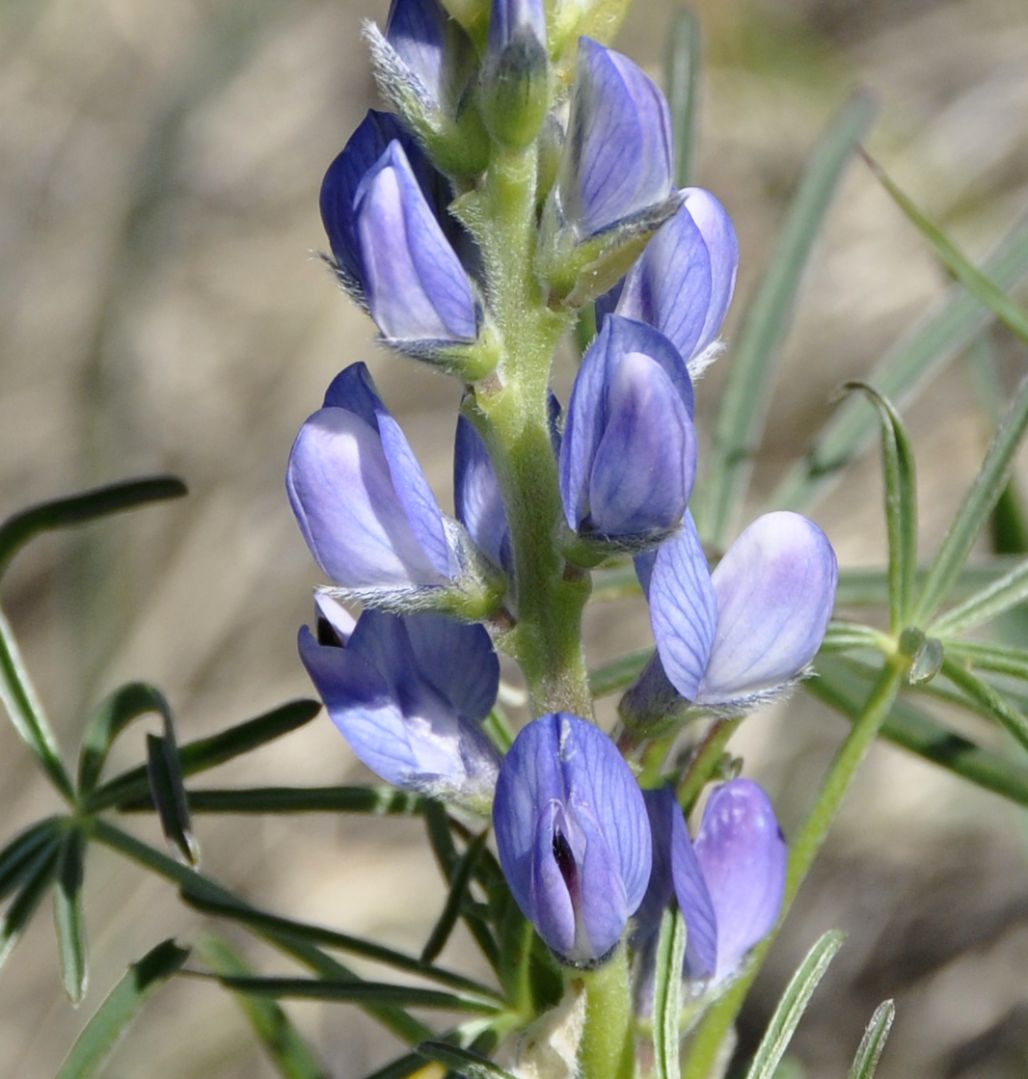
[287,0,838,982]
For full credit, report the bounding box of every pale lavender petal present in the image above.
[354,142,478,343]
[682,188,738,354]
[648,513,717,701]
[697,512,838,705]
[402,613,500,721]
[386,0,453,109]
[454,415,510,572]
[694,779,786,982]
[286,407,447,588]
[489,0,546,52]
[561,38,673,237]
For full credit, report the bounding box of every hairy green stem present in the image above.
[470,144,591,715]
[680,654,910,1078]
[577,946,635,1079]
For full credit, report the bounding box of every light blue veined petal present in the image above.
[454,416,511,572]
[402,613,500,721]
[561,38,673,237]
[286,406,447,588]
[385,0,451,109]
[694,779,786,982]
[648,513,717,701]
[586,351,695,539]
[354,142,478,343]
[697,512,838,705]
[681,188,739,355]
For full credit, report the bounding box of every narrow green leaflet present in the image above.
[843,384,918,631]
[416,1041,518,1079]
[150,785,426,816]
[944,641,1028,681]
[0,605,74,801]
[835,560,1023,610]
[865,154,1028,345]
[930,558,1028,638]
[179,887,501,1000]
[772,217,1028,513]
[0,816,61,901]
[847,998,896,1079]
[652,908,688,1079]
[421,831,489,965]
[87,698,321,812]
[192,973,501,1014]
[940,657,1028,753]
[0,475,187,580]
[92,820,433,1044]
[78,681,174,794]
[695,93,876,547]
[53,827,88,1003]
[744,930,846,1079]
[0,842,59,970]
[198,936,328,1079]
[146,733,200,865]
[55,939,189,1079]
[811,659,1028,807]
[915,378,1028,623]
[590,561,640,602]
[667,7,702,188]
[590,648,652,698]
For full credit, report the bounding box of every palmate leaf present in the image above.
[930,558,1028,638]
[146,732,200,865]
[119,784,427,816]
[86,698,321,812]
[0,475,186,580]
[811,658,1028,808]
[53,827,88,1004]
[0,816,62,902]
[773,216,1028,513]
[744,930,846,1079]
[55,939,190,1079]
[197,936,329,1079]
[843,384,918,632]
[0,839,59,972]
[652,907,688,1079]
[847,998,896,1079]
[695,93,876,548]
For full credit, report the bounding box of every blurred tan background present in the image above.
[1,0,1027,1075]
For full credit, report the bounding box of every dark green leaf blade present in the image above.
[192,973,501,1014]
[0,476,187,580]
[0,605,74,801]
[55,939,189,1079]
[416,1041,518,1079]
[198,936,328,1079]
[772,217,1028,513]
[848,998,896,1079]
[842,384,918,632]
[590,648,652,698]
[652,907,688,1079]
[696,93,876,547]
[915,377,1028,623]
[179,887,501,1000]
[0,842,59,971]
[421,831,489,965]
[87,699,321,812]
[146,732,199,865]
[667,7,702,188]
[939,657,1028,753]
[53,828,88,1003]
[78,682,173,795]
[0,817,62,902]
[744,930,846,1079]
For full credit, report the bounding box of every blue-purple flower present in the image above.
[560,315,696,545]
[492,713,651,965]
[599,189,739,373]
[300,596,501,807]
[287,362,464,597]
[556,38,674,238]
[640,781,785,987]
[454,415,511,574]
[643,511,838,710]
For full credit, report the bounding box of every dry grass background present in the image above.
[1,0,1026,1075]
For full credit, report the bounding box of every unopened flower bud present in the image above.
[479,0,550,149]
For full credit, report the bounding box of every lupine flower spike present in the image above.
[299,595,501,810]
[493,713,652,966]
